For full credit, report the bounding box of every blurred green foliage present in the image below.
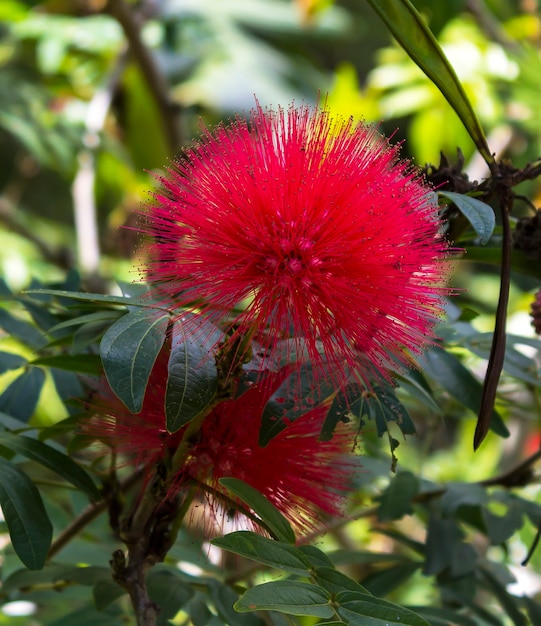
[0,0,540,625]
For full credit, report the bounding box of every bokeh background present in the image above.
[1,1,541,624]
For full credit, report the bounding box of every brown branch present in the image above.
[474,177,513,450]
[465,0,517,49]
[46,468,144,562]
[106,0,182,156]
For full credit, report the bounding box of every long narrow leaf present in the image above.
[365,0,493,164]
[0,432,100,500]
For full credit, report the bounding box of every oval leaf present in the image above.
[235,581,333,618]
[438,191,495,244]
[100,309,170,413]
[219,477,295,544]
[0,432,100,500]
[314,567,371,596]
[0,458,53,570]
[336,591,430,626]
[165,314,223,432]
[212,531,311,575]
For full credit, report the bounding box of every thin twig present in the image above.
[46,468,144,561]
[106,0,182,155]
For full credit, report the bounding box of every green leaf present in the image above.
[419,347,509,438]
[72,319,114,353]
[440,482,487,515]
[50,368,83,415]
[212,531,311,575]
[44,605,123,626]
[93,579,127,611]
[25,288,152,307]
[0,351,26,374]
[438,191,495,244]
[365,0,492,164]
[335,591,430,626]
[0,307,45,349]
[377,471,420,521]
[361,562,421,597]
[320,383,364,442]
[0,367,46,422]
[463,247,541,279]
[208,580,263,626]
[165,314,223,432]
[30,354,103,376]
[396,369,442,416]
[53,565,112,586]
[358,382,416,438]
[480,567,528,626]
[406,607,476,626]
[0,431,100,500]
[47,310,123,334]
[147,570,194,626]
[235,581,333,618]
[423,516,464,576]
[483,505,523,545]
[260,364,335,446]
[461,332,541,387]
[2,564,79,592]
[100,308,170,413]
[219,478,295,544]
[314,567,371,596]
[0,411,29,431]
[297,544,334,569]
[0,457,52,570]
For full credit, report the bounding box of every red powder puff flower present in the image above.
[85,360,357,534]
[141,102,450,388]
[184,370,356,531]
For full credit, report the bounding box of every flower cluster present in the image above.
[86,347,356,533]
[89,101,453,534]
[141,102,450,389]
